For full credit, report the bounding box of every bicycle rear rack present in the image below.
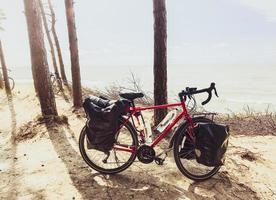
[191,112,218,121]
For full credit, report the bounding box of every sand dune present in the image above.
[0,84,275,200]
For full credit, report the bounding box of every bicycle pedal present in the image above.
[154,157,165,165]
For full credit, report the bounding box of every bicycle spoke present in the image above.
[179,150,194,158]
[79,120,138,173]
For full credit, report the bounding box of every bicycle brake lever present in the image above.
[210,82,218,97]
[214,87,219,97]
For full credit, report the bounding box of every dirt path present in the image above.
[1,85,276,200]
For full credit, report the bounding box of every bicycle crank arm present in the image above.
[155,147,172,158]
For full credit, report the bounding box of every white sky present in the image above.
[0,0,276,68]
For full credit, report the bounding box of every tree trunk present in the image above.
[153,0,168,125]
[0,63,4,89]
[24,0,58,116]
[0,40,11,95]
[64,0,82,107]
[48,0,68,84]
[38,0,61,83]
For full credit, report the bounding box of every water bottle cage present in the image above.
[156,109,178,133]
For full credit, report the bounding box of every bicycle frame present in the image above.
[113,101,194,153]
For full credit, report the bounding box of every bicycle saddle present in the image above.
[119,92,144,100]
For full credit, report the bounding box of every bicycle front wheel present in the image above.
[79,118,138,174]
[173,117,221,181]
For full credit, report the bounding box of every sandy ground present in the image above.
[1,84,276,200]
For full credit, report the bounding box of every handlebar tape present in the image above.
[201,91,212,105]
[180,82,218,105]
[201,82,217,105]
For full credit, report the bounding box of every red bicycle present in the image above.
[79,83,220,181]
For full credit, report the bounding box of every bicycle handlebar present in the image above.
[179,82,219,105]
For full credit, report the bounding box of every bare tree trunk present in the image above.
[48,0,68,84]
[0,40,11,95]
[153,0,168,125]
[0,65,3,89]
[38,0,61,83]
[65,0,82,107]
[24,0,58,116]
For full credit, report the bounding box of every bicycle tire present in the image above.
[173,117,221,181]
[8,77,15,90]
[79,118,138,174]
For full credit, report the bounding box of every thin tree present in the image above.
[48,0,68,84]
[38,0,62,89]
[0,9,5,89]
[64,0,82,107]
[0,40,11,94]
[153,0,168,125]
[24,0,58,116]
[0,68,3,89]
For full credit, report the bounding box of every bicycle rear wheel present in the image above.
[173,117,221,181]
[79,118,138,174]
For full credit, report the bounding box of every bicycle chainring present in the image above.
[137,145,156,164]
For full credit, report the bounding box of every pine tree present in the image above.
[24,0,58,116]
[0,70,4,89]
[0,10,5,89]
[0,40,11,94]
[64,0,82,107]
[38,0,62,86]
[48,0,68,84]
[153,0,168,125]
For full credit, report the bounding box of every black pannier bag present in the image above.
[194,123,230,167]
[83,96,129,152]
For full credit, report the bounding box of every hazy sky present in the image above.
[0,0,276,68]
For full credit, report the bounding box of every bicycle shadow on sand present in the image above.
[162,167,260,200]
[46,122,188,200]
[187,171,259,200]
[45,120,261,200]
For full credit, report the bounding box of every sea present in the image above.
[10,64,276,114]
